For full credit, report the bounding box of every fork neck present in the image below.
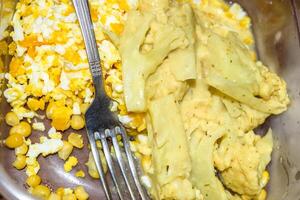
[92,74,107,99]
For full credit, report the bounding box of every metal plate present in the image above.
[0,0,300,199]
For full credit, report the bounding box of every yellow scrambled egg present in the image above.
[119,0,289,200]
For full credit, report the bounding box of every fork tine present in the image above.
[116,126,148,200]
[87,130,112,200]
[111,128,136,200]
[96,130,124,200]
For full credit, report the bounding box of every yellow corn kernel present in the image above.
[15,143,28,155]
[26,175,41,187]
[5,134,24,148]
[51,106,72,131]
[118,0,130,11]
[62,193,76,200]
[58,141,73,160]
[64,156,78,172]
[48,192,61,200]
[27,98,40,111]
[5,111,20,126]
[80,103,89,114]
[260,171,270,187]
[75,170,85,178]
[141,155,152,172]
[31,185,51,199]
[225,11,233,19]
[137,122,146,132]
[68,133,84,149]
[9,121,32,137]
[13,155,27,170]
[39,99,45,110]
[46,101,65,119]
[86,151,107,179]
[46,102,55,119]
[110,23,124,35]
[96,141,102,149]
[56,187,65,197]
[257,189,267,200]
[63,188,74,195]
[244,36,254,45]
[239,16,251,28]
[74,186,89,200]
[118,104,127,115]
[70,115,85,130]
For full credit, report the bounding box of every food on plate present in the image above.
[1,0,289,199]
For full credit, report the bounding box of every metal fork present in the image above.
[72,0,147,199]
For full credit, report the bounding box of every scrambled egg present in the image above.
[119,0,289,199]
[2,0,289,199]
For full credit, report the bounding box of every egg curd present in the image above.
[1,0,289,199]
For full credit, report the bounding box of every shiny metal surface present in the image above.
[0,0,300,199]
[73,0,148,198]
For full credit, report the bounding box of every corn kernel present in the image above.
[110,23,124,35]
[141,155,152,172]
[62,193,76,200]
[74,186,89,200]
[68,133,84,149]
[80,103,89,114]
[64,156,78,172]
[46,101,64,119]
[39,98,45,110]
[27,98,41,111]
[15,143,28,155]
[5,134,24,148]
[257,189,267,200]
[9,121,32,137]
[48,192,61,200]
[26,175,41,187]
[56,187,65,197]
[96,141,102,149]
[5,111,20,126]
[75,170,85,178]
[31,185,51,199]
[63,188,74,195]
[70,115,85,130]
[260,171,270,187]
[58,141,73,160]
[51,106,72,131]
[13,155,27,170]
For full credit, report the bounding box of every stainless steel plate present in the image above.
[0,0,299,199]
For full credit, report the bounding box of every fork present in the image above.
[72,0,148,199]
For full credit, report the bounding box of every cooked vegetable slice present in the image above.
[120,10,186,112]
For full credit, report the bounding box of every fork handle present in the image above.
[72,0,105,96]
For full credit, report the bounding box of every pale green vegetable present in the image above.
[167,3,197,81]
[119,10,186,112]
[189,127,227,200]
[148,94,194,199]
[203,32,289,114]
